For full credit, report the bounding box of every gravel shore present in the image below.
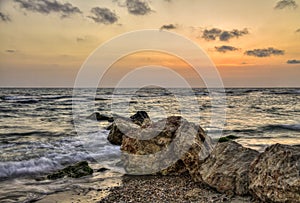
[99,174,260,203]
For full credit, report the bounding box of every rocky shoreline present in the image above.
[103,111,300,203]
[43,111,300,202]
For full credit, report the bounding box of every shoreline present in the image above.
[36,173,261,203]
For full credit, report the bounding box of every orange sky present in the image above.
[0,0,300,87]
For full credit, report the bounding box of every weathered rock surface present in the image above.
[199,141,259,195]
[120,116,213,182]
[249,144,300,203]
[47,161,93,180]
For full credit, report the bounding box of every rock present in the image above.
[107,111,151,145]
[47,161,93,180]
[199,141,259,195]
[97,167,109,172]
[249,144,300,203]
[87,112,113,122]
[130,111,150,126]
[218,135,239,143]
[107,118,139,145]
[120,116,213,182]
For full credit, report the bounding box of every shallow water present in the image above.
[0,88,299,202]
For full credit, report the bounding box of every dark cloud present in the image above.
[296,28,300,33]
[160,24,176,30]
[0,12,11,22]
[126,0,152,15]
[88,7,118,24]
[287,59,300,64]
[202,28,249,41]
[244,47,284,57]
[274,0,298,9]
[6,49,16,53]
[202,28,222,40]
[14,0,82,18]
[76,37,85,42]
[215,45,239,53]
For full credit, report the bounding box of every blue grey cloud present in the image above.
[215,45,239,53]
[14,0,82,18]
[275,0,298,9]
[287,59,300,64]
[88,7,118,24]
[202,28,249,41]
[244,47,285,57]
[0,12,11,22]
[160,24,176,30]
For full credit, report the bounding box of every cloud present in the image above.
[160,24,176,30]
[14,0,82,18]
[88,7,118,24]
[125,0,152,15]
[287,59,300,64]
[274,0,298,9]
[0,12,11,22]
[244,47,284,57]
[215,45,239,53]
[6,49,16,53]
[202,28,249,41]
[296,28,300,33]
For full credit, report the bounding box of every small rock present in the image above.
[218,135,239,143]
[87,112,113,122]
[47,161,93,180]
[130,111,150,126]
[97,167,109,172]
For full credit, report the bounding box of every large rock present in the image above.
[120,116,213,182]
[47,161,93,180]
[249,144,300,203]
[199,141,259,195]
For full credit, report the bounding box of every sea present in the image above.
[0,88,299,202]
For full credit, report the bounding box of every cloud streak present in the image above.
[244,47,284,57]
[202,28,249,41]
[287,59,300,64]
[88,7,118,24]
[160,24,176,30]
[14,0,82,18]
[274,0,298,9]
[215,45,239,53]
[0,12,11,22]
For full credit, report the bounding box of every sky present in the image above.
[0,0,300,87]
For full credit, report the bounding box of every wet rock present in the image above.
[97,167,109,172]
[130,111,150,126]
[120,116,213,182]
[107,118,138,145]
[218,135,239,143]
[200,141,259,195]
[87,112,113,122]
[47,161,93,180]
[249,144,300,203]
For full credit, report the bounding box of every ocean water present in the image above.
[0,88,299,202]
